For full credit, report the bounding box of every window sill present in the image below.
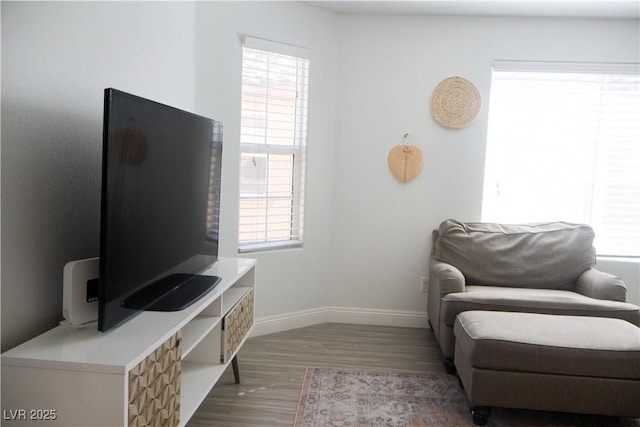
[596,255,640,263]
[238,240,303,254]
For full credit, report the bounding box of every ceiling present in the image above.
[304,1,640,19]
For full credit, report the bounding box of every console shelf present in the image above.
[1,257,256,427]
[181,314,221,358]
[180,361,227,422]
[223,286,252,313]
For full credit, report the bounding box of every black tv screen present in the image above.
[98,88,222,332]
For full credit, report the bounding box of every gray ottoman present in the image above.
[453,311,640,425]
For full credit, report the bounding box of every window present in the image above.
[238,36,310,252]
[483,61,640,257]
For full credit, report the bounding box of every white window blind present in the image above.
[482,61,640,257]
[238,36,310,252]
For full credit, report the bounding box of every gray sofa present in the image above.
[427,219,640,371]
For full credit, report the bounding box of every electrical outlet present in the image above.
[420,277,429,293]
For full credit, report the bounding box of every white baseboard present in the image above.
[251,306,428,337]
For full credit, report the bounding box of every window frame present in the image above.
[237,36,310,253]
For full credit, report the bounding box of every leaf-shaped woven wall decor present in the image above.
[388,144,423,183]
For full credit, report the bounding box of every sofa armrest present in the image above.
[431,260,465,296]
[428,259,465,342]
[575,267,627,302]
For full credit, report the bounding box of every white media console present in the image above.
[1,257,256,427]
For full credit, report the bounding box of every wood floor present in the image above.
[185,323,443,427]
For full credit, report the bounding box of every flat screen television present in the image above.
[98,88,223,332]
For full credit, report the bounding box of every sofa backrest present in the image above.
[434,219,596,289]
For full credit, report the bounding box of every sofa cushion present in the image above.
[454,311,640,380]
[440,286,640,327]
[434,219,595,289]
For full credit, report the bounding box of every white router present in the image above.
[61,257,99,328]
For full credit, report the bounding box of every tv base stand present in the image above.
[1,257,256,427]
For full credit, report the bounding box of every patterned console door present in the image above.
[128,331,182,427]
[224,289,254,362]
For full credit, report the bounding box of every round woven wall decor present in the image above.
[430,76,481,129]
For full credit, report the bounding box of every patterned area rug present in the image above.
[294,367,473,426]
[294,367,640,427]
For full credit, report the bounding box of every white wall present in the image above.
[0,1,338,350]
[1,1,199,351]
[2,2,638,351]
[191,2,338,320]
[329,15,640,312]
